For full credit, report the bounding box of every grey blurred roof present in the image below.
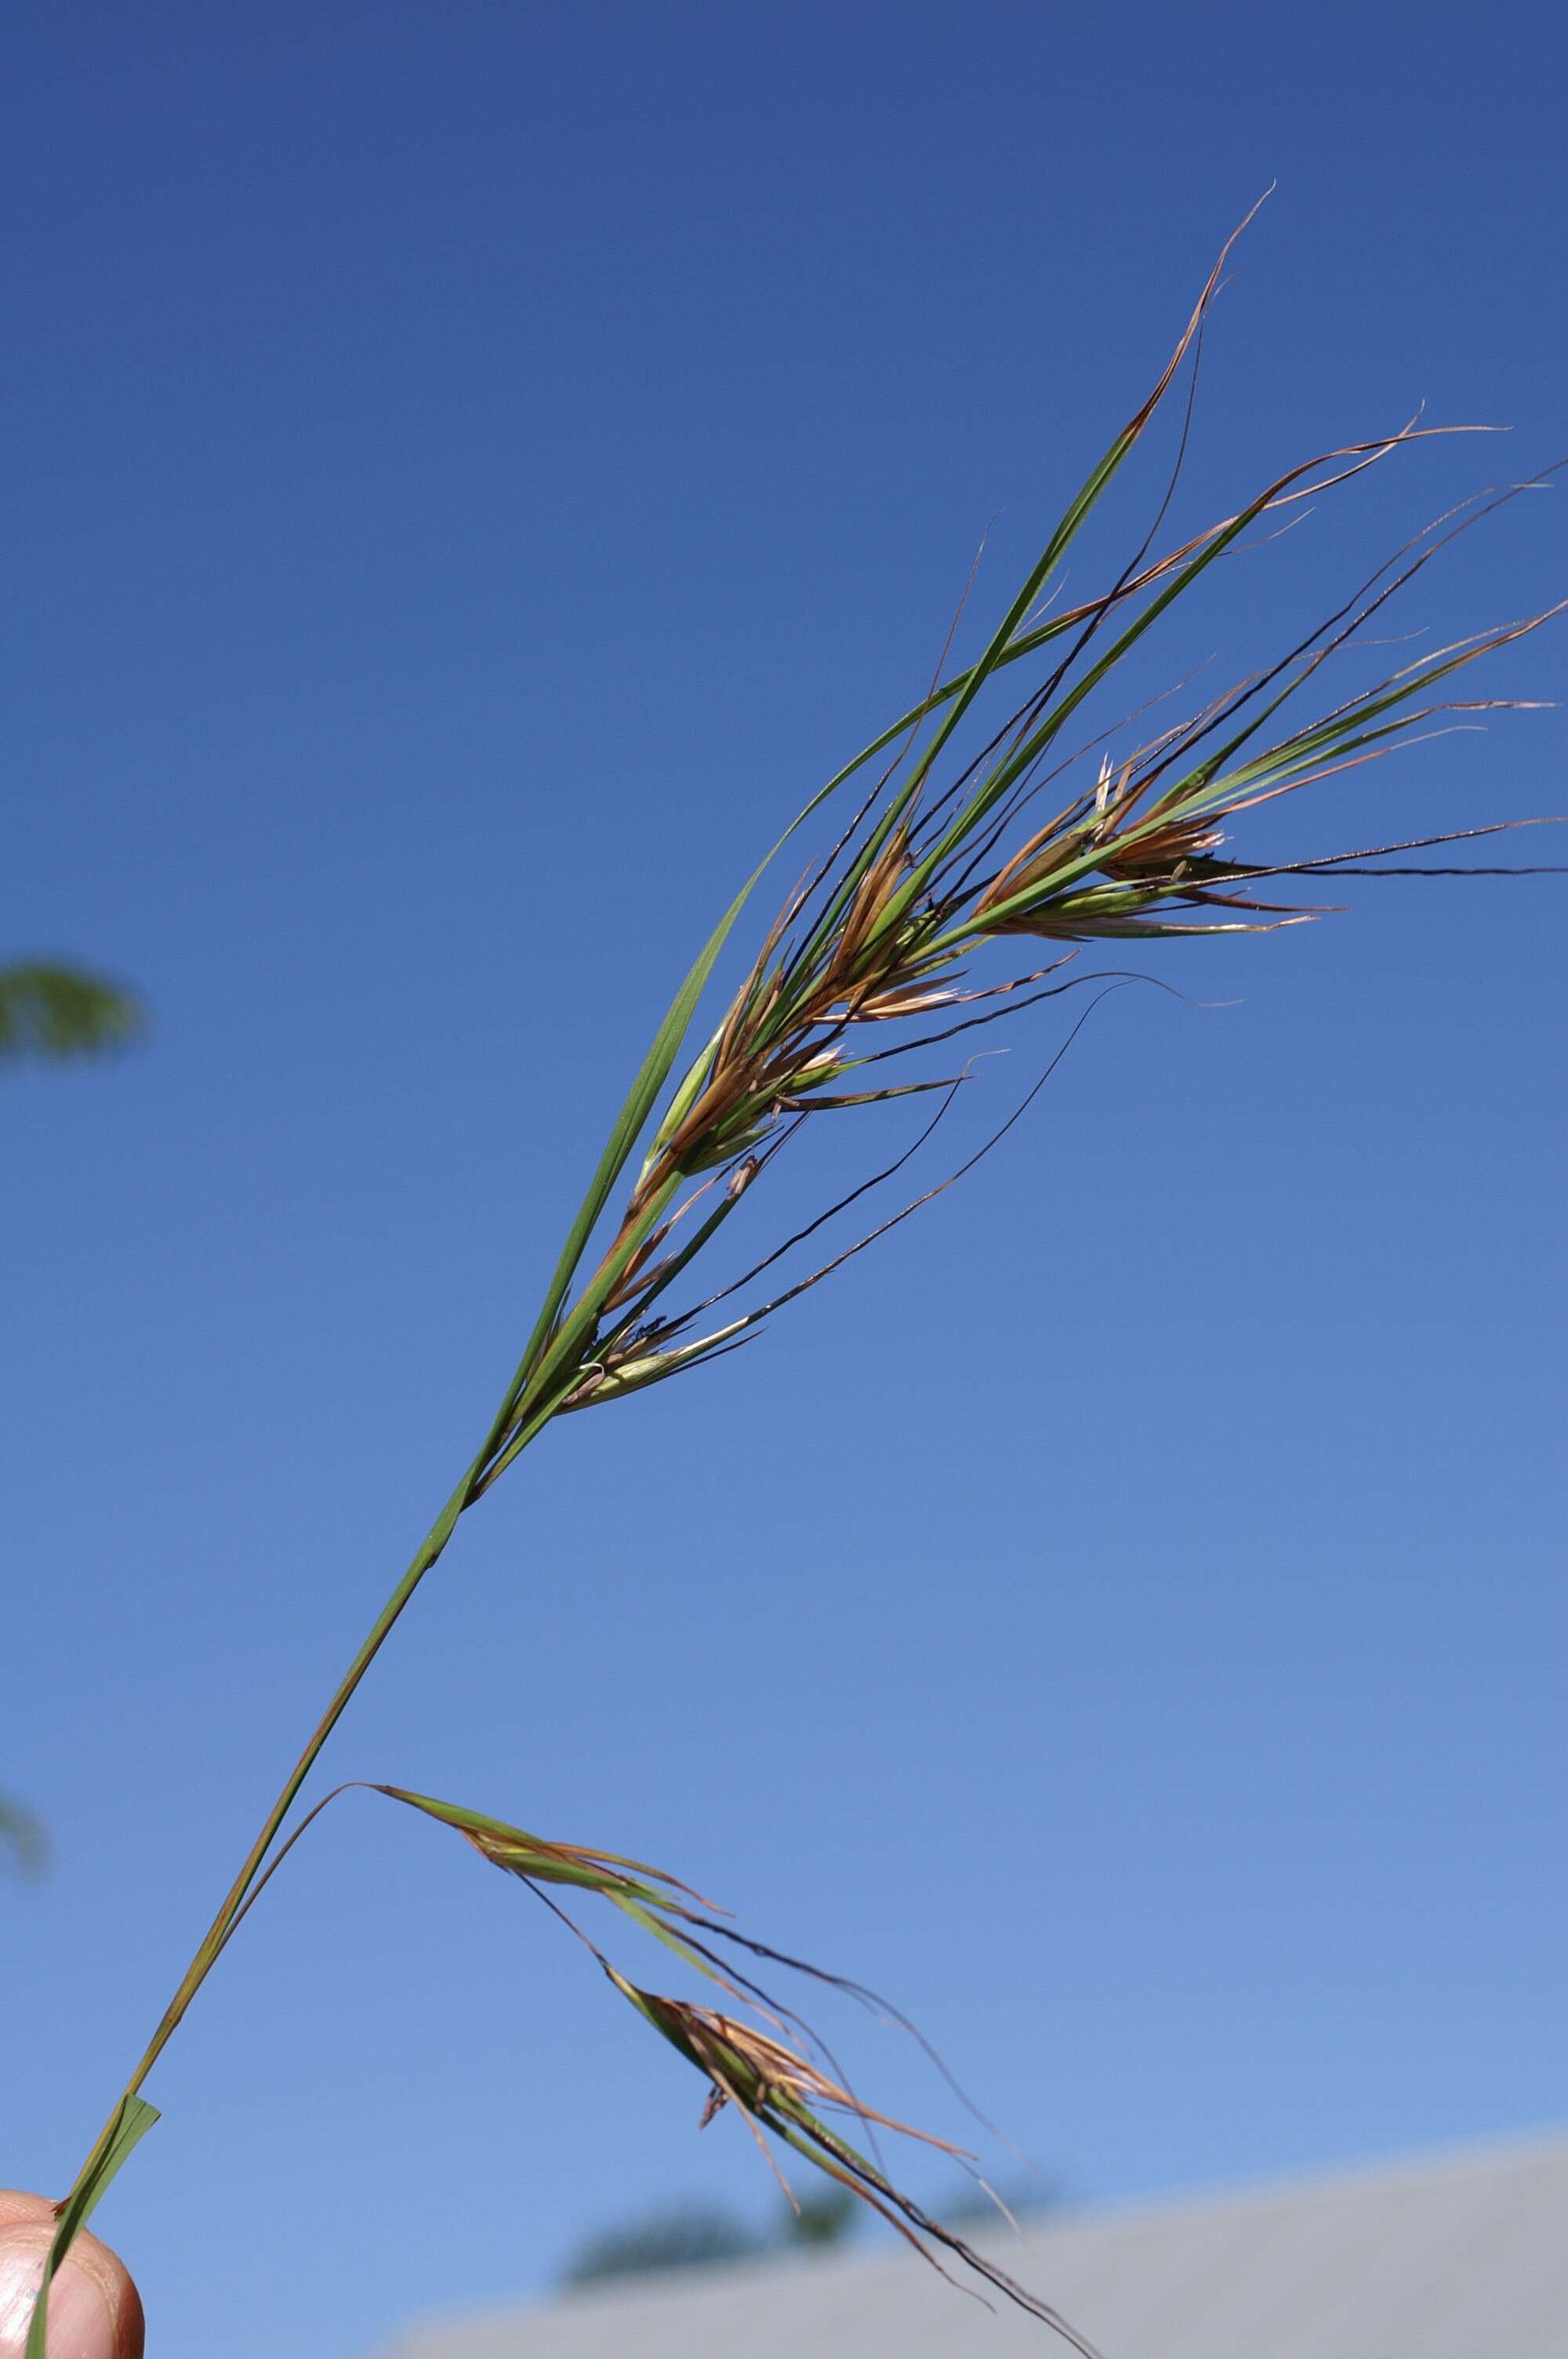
[376,2132,1568,2359]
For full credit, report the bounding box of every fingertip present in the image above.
[0,2200,143,2359]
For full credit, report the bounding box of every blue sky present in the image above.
[2,6,1563,2357]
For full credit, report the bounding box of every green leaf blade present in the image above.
[25,2096,159,2359]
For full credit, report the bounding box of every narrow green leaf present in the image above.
[502,883,760,1411]
[376,1786,701,1899]
[375,1785,753,1995]
[26,2096,159,2359]
[892,213,1243,801]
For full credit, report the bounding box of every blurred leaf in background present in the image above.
[0,961,143,1063]
[560,2203,762,2287]
[0,1794,49,1876]
[782,2186,858,2248]
[3,951,145,1875]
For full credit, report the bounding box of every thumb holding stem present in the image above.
[0,2196,142,2359]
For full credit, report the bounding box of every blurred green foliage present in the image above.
[0,961,143,1063]
[0,1794,49,1874]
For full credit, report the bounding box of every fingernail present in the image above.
[42,2264,117,2359]
[0,2237,116,2359]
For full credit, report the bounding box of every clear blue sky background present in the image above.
[2,6,1563,2357]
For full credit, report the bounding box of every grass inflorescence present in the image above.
[24,206,1563,2355]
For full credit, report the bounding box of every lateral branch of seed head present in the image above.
[355,1785,1102,2348]
[208,1779,1093,2332]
